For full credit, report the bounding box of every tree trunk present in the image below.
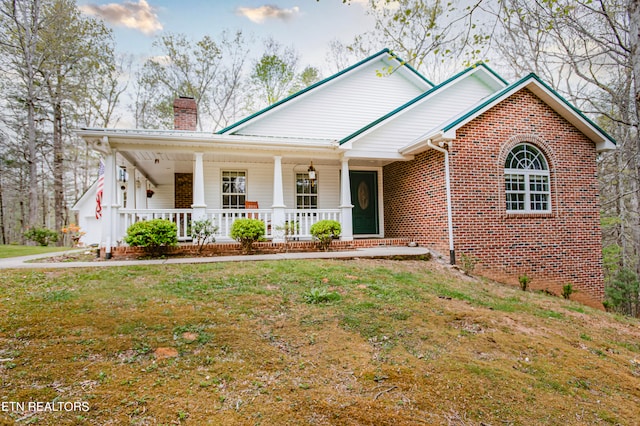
[628,0,640,278]
[27,97,38,229]
[41,161,46,227]
[53,98,64,244]
[615,150,627,269]
[0,167,5,245]
[18,0,43,230]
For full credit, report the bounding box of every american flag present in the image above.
[95,159,105,219]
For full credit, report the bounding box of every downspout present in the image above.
[426,139,455,265]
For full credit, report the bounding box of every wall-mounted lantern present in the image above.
[308,161,316,187]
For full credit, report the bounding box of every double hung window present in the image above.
[296,173,317,209]
[222,171,246,209]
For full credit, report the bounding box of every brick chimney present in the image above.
[173,96,197,131]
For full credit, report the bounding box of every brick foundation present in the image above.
[101,238,413,258]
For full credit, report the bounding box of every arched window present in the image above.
[504,144,550,212]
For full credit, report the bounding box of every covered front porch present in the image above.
[78,128,406,253]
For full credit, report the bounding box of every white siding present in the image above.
[201,161,341,210]
[282,163,341,209]
[235,60,425,140]
[204,159,340,209]
[72,183,102,246]
[147,184,174,209]
[316,164,340,209]
[202,162,271,209]
[350,74,499,154]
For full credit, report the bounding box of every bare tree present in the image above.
[250,38,299,108]
[37,0,115,242]
[349,0,493,81]
[209,30,252,130]
[135,33,223,131]
[0,0,49,230]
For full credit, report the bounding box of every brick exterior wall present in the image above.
[173,97,197,131]
[174,173,193,209]
[384,88,605,306]
[384,149,449,254]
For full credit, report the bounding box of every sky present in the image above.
[76,0,377,70]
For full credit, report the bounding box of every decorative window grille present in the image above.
[504,144,550,213]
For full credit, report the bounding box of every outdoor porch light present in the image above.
[307,161,316,186]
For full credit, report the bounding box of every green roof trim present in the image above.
[440,73,617,146]
[338,62,508,145]
[384,50,435,87]
[475,62,509,86]
[216,48,433,135]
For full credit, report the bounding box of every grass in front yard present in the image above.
[0,244,75,259]
[1,259,639,425]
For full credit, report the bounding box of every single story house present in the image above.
[74,49,615,304]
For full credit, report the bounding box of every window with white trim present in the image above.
[504,144,550,213]
[222,171,246,208]
[296,173,317,209]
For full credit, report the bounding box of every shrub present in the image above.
[190,218,218,253]
[24,227,58,246]
[459,252,478,275]
[230,218,265,253]
[310,220,341,251]
[274,220,300,252]
[275,221,299,240]
[124,219,178,256]
[562,283,576,300]
[519,274,530,291]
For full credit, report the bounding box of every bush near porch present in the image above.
[310,219,341,251]
[230,218,266,253]
[124,219,178,256]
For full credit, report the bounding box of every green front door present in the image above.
[350,171,379,235]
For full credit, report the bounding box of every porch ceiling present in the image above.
[118,150,398,186]
[118,150,349,186]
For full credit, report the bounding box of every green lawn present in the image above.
[0,244,76,259]
[0,258,639,425]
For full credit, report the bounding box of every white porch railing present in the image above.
[284,209,341,239]
[205,209,274,240]
[118,208,341,242]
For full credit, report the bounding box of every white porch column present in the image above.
[192,152,207,220]
[340,158,353,241]
[271,155,286,242]
[102,148,119,258]
[135,172,148,209]
[125,167,136,209]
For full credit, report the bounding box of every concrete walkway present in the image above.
[0,246,431,269]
